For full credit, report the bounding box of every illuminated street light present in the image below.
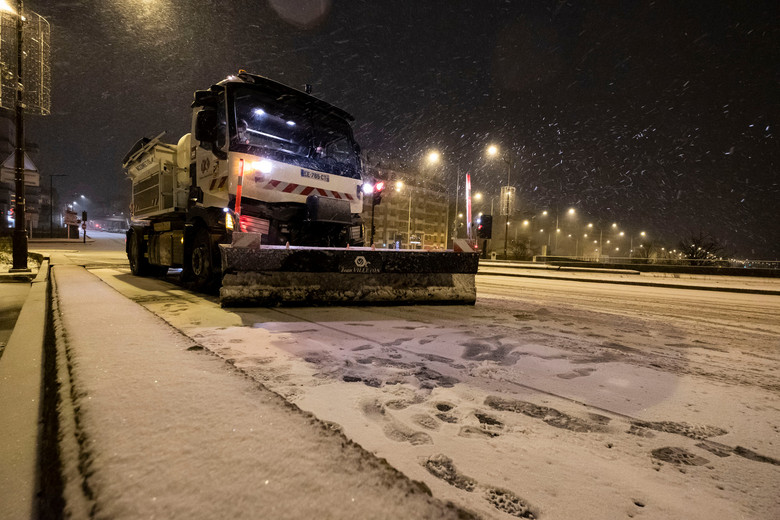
[486,143,514,258]
[391,180,413,247]
[425,145,484,244]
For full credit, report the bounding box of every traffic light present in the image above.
[367,180,386,246]
[478,215,492,238]
[372,181,385,205]
[82,210,88,222]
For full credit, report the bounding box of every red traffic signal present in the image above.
[372,181,385,205]
[478,215,492,238]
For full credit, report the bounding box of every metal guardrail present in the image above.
[531,255,780,270]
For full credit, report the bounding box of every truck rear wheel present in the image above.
[128,229,168,277]
[128,229,151,276]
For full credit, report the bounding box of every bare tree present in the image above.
[631,241,658,264]
[678,232,726,266]
[510,240,534,261]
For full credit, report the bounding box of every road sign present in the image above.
[0,152,40,186]
[499,186,515,216]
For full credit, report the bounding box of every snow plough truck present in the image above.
[123,71,478,306]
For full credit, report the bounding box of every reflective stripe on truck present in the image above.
[256,179,356,201]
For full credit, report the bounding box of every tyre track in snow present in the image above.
[121,273,777,434]
[334,289,780,394]
[478,275,780,337]
[474,278,780,392]
[93,266,779,421]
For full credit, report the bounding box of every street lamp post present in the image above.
[487,145,515,259]
[552,208,576,256]
[503,162,511,259]
[427,147,476,246]
[452,167,459,241]
[401,183,412,248]
[10,0,27,271]
[425,151,454,246]
[49,174,66,237]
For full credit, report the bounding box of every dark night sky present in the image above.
[28,0,779,258]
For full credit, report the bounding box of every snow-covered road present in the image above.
[89,267,780,519]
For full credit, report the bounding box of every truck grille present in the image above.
[350,225,362,241]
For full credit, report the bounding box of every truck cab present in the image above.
[191,71,365,247]
[125,72,366,289]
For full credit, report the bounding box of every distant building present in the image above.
[362,162,450,250]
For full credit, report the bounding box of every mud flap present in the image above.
[218,238,479,307]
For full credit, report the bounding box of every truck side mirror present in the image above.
[195,110,219,145]
[192,90,219,109]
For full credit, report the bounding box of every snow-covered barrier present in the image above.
[219,243,479,306]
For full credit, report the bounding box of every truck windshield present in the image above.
[228,86,361,179]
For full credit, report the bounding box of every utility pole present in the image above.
[452,168,460,243]
[503,160,511,259]
[11,0,27,271]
